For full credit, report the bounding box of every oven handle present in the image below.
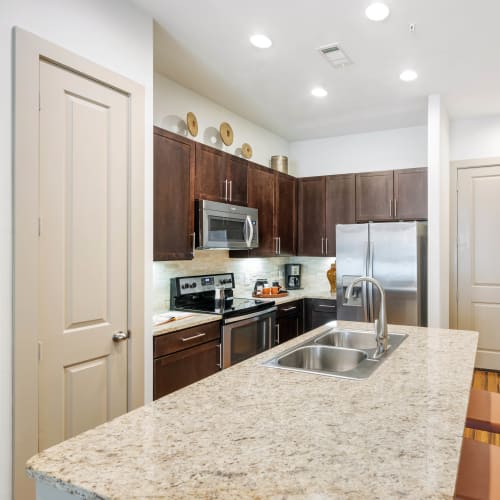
[223,307,277,325]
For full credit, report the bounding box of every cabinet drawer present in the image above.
[277,300,302,318]
[154,321,220,358]
[153,339,221,400]
[311,299,336,313]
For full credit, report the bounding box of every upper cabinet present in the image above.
[298,174,355,257]
[194,143,247,206]
[355,170,394,222]
[154,127,195,261]
[275,171,297,256]
[394,167,428,220]
[298,177,325,257]
[355,168,427,222]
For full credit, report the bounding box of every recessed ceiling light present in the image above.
[311,87,328,98]
[365,3,390,21]
[250,34,272,49]
[400,69,418,82]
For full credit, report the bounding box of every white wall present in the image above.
[451,115,500,161]
[289,126,427,177]
[154,72,289,167]
[0,0,153,497]
[427,95,450,328]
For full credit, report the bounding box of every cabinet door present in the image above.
[298,177,325,256]
[226,155,248,206]
[276,172,297,256]
[194,143,227,202]
[276,315,299,344]
[154,127,195,261]
[153,339,220,400]
[355,170,394,222]
[247,164,276,256]
[325,174,355,257]
[394,167,428,220]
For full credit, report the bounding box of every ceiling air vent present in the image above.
[318,43,352,68]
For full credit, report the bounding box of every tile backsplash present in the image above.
[153,251,335,314]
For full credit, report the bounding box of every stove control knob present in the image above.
[190,283,197,288]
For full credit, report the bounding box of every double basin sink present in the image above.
[263,327,407,379]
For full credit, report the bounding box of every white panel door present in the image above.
[38,60,129,450]
[458,165,500,369]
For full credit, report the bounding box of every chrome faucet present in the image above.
[346,276,388,359]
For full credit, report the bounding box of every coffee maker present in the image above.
[285,263,302,290]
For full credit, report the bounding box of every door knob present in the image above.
[112,330,129,342]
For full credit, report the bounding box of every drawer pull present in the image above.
[181,332,206,342]
[318,304,336,309]
[281,306,297,312]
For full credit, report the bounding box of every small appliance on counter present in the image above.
[285,263,302,290]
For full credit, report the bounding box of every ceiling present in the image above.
[132,0,500,141]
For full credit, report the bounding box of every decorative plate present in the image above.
[241,143,253,159]
[186,112,198,137]
[219,122,234,146]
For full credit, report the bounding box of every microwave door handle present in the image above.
[245,215,254,247]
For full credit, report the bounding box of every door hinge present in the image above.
[38,341,42,361]
[38,217,41,236]
[38,92,41,112]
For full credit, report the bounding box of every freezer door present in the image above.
[336,224,369,321]
[369,222,424,326]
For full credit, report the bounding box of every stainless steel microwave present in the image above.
[196,200,259,250]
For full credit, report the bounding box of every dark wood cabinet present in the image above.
[154,127,195,261]
[298,177,325,256]
[298,174,355,257]
[226,155,248,206]
[394,167,428,220]
[275,172,297,256]
[356,168,427,222]
[246,164,275,257]
[153,321,221,400]
[194,143,227,203]
[325,174,355,257]
[194,144,247,205]
[355,170,394,222]
[304,298,337,332]
[276,300,304,344]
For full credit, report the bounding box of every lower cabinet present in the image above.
[275,300,304,344]
[304,298,337,331]
[153,321,221,400]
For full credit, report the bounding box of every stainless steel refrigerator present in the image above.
[336,222,427,326]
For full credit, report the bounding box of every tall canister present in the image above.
[271,155,288,174]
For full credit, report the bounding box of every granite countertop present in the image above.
[153,312,222,336]
[27,320,478,499]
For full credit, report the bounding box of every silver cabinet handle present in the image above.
[394,199,397,218]
[191,232,196,256]
[181,332,206,342]
[281,306,296,312]
[274,237,279,255]
[224,179,228,201]
[216,343,222,369]
[389,199,393,217]
[112,330,128,341]
[321,237,324,255]
[229,180,232,202]
[278,237,281,255]
[325,237,328,255]
[318,304,336,309]
[275,323,280,344]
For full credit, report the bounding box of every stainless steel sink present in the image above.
[263,327,407,380]
[277,345,366,373]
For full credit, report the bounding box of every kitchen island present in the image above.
[27,321,477,499]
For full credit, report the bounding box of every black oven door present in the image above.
[222,309,276,368]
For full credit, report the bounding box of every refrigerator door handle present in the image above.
[368,242,375,322]
[362,241,370,322]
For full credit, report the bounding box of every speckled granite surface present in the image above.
[27,321,478,499]
[153,313,222,336]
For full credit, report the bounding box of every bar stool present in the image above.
[455,438,500,499]
[466,388,500,434]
